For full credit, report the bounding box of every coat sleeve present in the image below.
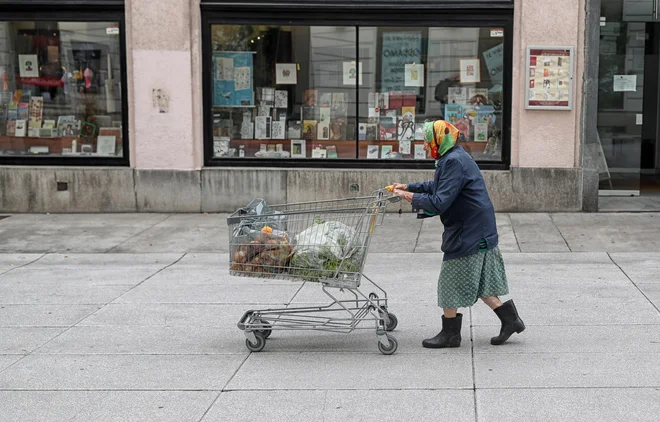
[411,158,464,214]
[407,180,434,194]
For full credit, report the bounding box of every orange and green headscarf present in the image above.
[424,120,460,160]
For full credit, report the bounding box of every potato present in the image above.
[234,250,247,264]
[231,262,244,272]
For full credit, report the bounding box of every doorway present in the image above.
[598,1,660,197]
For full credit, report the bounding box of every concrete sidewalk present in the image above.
[0,213,659,421]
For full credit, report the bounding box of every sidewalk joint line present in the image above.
[0,253,46,276]
[549,214,572,252]
[221,352,251,392]
[508,214,522,253]
[103,214,173,253]
[413,218,423,253]
[197,392,222,422]
[608,253,660,315]
[470,308,479,422]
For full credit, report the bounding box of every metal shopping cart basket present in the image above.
[227,190,402,355]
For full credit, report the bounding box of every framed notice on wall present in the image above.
[525,46,574,110]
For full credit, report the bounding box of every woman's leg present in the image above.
[443,308,458,318]
[481,296,503,310]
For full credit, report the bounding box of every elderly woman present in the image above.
[391,120,524,348]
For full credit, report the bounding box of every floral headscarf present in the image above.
[423,120,461,160]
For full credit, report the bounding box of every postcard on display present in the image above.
[303,120,317,140]
[366,124,378,141]
[330,118,346,140]
[399,140,411,155]
[320,107,331,123]
[319,92,332,107]
[28,96,43,129]
[474,123,488,142]
[414,143,427,160]
[397,117,415,142]
[15,120,26,137]
[271,120,286,139]
[326,145,338,159]
[274,90,288,108]
[448,87,467,105]
[367,144,379,159]
[358,123,367,141]
[18,54,39,78]
[332,92,346,110]
[288,121,302,139]
[255,116,271,139]
[291,139,306,158]
[305,89,318,106]
[381,145,393,158]
[468,88,489,106]
[444,104,463,124]
[97,136,117,155]
[17,103,29,121]
[342,61,362,86]
[317,121,330,140]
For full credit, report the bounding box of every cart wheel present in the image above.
[246,333,266,352]
[378,334,398,355]
[385,313,398,332]
[254,319,273,339]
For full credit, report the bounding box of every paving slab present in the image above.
[202,390,325,422]
[36,326,248,355]
[477,388,660,422]
[0,304,101,327]
[111,216,230,253]
[0,355,23,371]
[473,325,660,353]
[638,283,660,309]
[0,214,169,253]
[324,389,475,422]
[0,267,161,286]
[474,352,660,388]
[115,281,301,305]
[471,296,660,325]
[227,352,473,390]
[369,213,422,253]
[0,281,133,305]
[0,327,66,354]
[0,354,247,390]
[0,391,218,422]
[552,213,660,252]
[508,213,570,252]
[501,252,612,265]
[79,303,273,328]
[610,253,660,284]
[140,267,294,286]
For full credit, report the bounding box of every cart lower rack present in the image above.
[227,191,401,354]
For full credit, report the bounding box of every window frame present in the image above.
[0,4,129,166]
[202,7,513,170]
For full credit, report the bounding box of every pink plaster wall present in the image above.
[126,0,202,170]
[512,0,585,168]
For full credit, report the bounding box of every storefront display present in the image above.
[0,18,126,162]
[203,13,511,167]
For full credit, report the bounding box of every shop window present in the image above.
[206,23,506,164]
[0,21,125,159]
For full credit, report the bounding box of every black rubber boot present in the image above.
[491,300,525,345]
[422,313,462,348]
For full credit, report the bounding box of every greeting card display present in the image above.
[213,52,254,107]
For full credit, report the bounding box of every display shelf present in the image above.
[0,135,123,155]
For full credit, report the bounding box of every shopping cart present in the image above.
[227,190,402,355]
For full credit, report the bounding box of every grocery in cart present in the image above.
[227,190,401,355]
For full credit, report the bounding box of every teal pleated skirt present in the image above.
[437,245,509,309]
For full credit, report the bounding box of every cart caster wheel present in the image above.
[378,334,398,355]
[385,313,398,332]
[254,319,272,339]
[246,333,266,352]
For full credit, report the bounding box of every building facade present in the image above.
[0,0,604,212]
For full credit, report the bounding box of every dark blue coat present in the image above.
[409,145,498,261]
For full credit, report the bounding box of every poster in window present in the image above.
[213,52,254,107]
[459,59,481,84]
[482,43,504,84]
[342,61,363,86]
[18,55,39,78]
[525,46,573,110]
[380,31,423,93]
[404,64,424,87]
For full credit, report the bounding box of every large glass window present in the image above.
[206,23,506,164]
[0,21,125,159]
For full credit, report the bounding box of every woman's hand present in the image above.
[393,189,414,203]
[391,183,408,191]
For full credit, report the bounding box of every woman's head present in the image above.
[423,120,460,160]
